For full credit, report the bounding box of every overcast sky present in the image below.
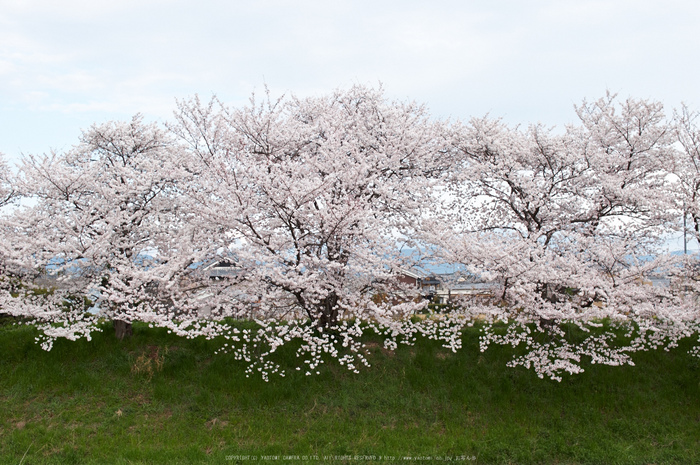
[2,0,700,163]
[2,0,698,251]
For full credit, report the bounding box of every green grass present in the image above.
[1,320,699,464]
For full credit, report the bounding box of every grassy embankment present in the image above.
[1,318,699,464]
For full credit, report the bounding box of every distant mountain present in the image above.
[669,249,700,256]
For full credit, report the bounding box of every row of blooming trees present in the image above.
[1,86,700,380]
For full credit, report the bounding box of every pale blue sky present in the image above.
[2,0,699,163]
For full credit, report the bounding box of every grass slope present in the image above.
[1,321,699,464]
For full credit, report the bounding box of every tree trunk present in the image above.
[113,320,133,340]
[316,292,339,329]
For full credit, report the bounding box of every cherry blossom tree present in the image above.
[0,153,20,317]
[429,94,699,379]
[171,86,448,320]
[6,115,197,343]
[673,104,700,247]
[669,104,700,321]
[161,86,461,378]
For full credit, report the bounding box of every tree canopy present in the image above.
[2,86,699,380]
